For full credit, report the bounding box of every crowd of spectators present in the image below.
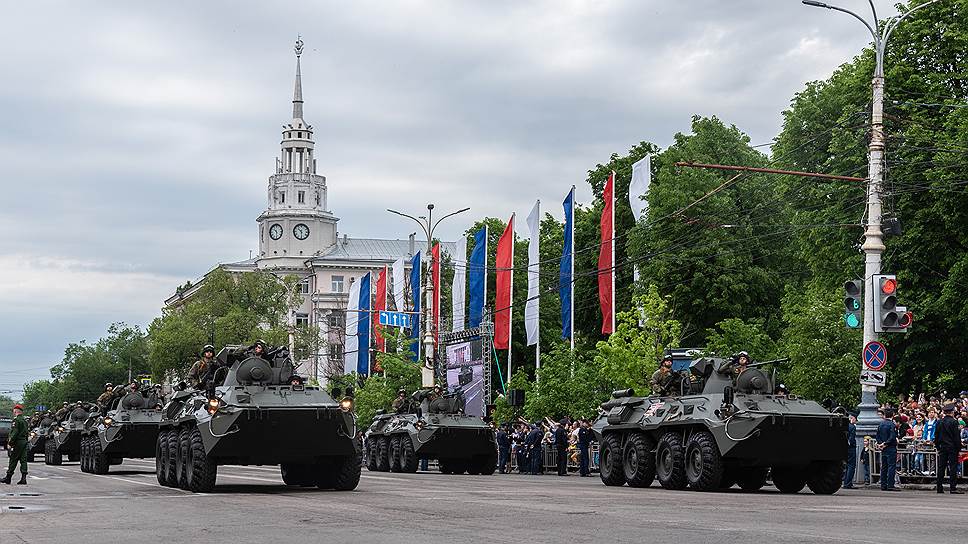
[496,417,596,476]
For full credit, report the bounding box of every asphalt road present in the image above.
[2,459,966,544]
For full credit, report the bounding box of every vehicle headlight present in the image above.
[29,432,36,439]
[415,420,425,430]
[207,398,222,415]
[339,397,354,413]
[57,426,65,433]
[103,417,114,426]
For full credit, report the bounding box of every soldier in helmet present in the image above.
[391,389,407,413]
[650,355,678,396]
[96,383,114,412]
[188,344,217,389]
[724,351,751,379]
[54,402,70,422]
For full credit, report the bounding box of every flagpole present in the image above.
[507,213,515,389]
[534,200,541,375]
[569,186,575,351]
[610,171,616,334]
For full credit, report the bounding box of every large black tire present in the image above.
[50,439,63,466]
[449,459,468,475]
[438,458,454,474]
[79,437,89,473]
[156,430,169,486]
[598,433,625,486]
[806,460,844,495]
[365,441,378,471]
[389,436,403,473]
[376,437,391,472]
[281,463,314,486]
[185,427,217,493]
[623,433,656,488]
[771,466,807,494]
[163,429,179,487]
[735,467,769,492]
[91,437,109,475]
[176,427,190,490]
[400,436,419,473]
[472,452,497,476]
[684,430,723,491]
[326,454,361,491]
[655,432,687,490]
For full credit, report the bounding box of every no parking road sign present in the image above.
[863,341,887,371]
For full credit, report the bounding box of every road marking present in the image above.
[46,465,192,491]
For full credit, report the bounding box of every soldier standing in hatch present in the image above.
[730,351,751,378]
[96,383,114,413]
[2,404,29,485]
[391,389,407,413]
[54,402,70,422]
[650,355,675,396]
[188,344,217,389]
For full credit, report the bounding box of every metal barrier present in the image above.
[866,444,968,484]
[504,443,600,473]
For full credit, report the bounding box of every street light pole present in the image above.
[388,204,470,386]
[802,0,938,483]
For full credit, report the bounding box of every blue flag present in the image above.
[560,188,574,340]
[409,251,421,363]
[358,272,371,375]
[468,227,488,328]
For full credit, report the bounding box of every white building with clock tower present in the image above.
[165,39,455,383]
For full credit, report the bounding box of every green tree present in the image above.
[350,351,422,429]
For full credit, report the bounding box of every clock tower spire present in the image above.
[256,37,338,269]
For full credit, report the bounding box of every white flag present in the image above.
[629,154,651,221]
[452,236,467,332]
[343,278,361,374]
[391,257,406,311]
[525,200,540,346]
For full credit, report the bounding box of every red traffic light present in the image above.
[898,311,913,328]
[880,277,897,295]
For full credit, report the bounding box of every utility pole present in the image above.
[388,204,470,386]
[802,0,938,484]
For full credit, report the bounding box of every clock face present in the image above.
[293,223,310,240]
[269,224,283,240]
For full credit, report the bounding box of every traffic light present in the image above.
[872,274,913,333]
[843,280,862,329]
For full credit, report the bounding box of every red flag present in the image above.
[598,171,615,334]
[374,266,387,355]
[432,243,441,348]
[495,215,515,349]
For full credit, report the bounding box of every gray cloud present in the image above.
[0,1,892,395]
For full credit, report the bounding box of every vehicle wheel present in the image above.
[473,452,497,476]
[365,441,378,471]
[438,458,453,474]
[771,466,807,494]
[326,454,362,491]
[84,437,94,473]
[51,439,64,465]
[598,433,625,486]
[164,429,179,487]
[282,463,313,486]
[92,437,109,475]
[79,437,89,473]
[806,460,844,495]
[185,427,217,493]
[389,436,403,473]
[655,432,687,490]
[376,437,391,472]
[176,427,190,489]
[735,467,768,492]
[623,433,656,488]
[685,430,723,491]
[156,430,169,486]
[400,436,419,473]
[449,459,468,475]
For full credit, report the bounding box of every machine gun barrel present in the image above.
[748,357,791,368]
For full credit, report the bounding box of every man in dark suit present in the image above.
[843,414,857,489]
[496,425,511,474]
[525,423,543,475]
[935,404,964,494]
[554,419,569,476]
[876,409,899,491]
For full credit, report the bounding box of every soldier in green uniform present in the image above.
[650,355,677,396]
[96,383,115,413]
[2,404,29,485]
[187,344,217,389]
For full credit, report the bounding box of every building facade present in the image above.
[165,40,453,383]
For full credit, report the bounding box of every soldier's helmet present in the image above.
[104,382,112,389]
[200,344,216,357]
[62,402,69,406]
[253,340,268,352]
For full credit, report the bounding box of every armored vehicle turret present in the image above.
[363,387,497,475]
[592,356,848,494]
[45,403,90,465]
[154,344,360,493]
[80,387,163,474]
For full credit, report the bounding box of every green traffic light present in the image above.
[844,313,860,328]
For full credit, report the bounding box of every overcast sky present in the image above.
[0,1,895,397]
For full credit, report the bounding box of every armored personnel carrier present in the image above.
[364,388,497,475]
[592,357,848,494]
[154,344,360,493]
[45,404,90,465]
[80,388,163,474]
[26,414,55,463]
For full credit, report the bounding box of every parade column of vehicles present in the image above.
[363,386,498,475]
[592,356,848,494]
[80,384,163,474]
[154,344,361,493]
